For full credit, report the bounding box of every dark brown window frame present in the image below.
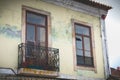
[22,5,51,47]
[72,19,97,72]
[74,23,94,67]
[25,10,48,47]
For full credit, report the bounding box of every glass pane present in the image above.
[85,51,91,57]
[27,12,46,26]
[84,37,91,50]
[75,24,89,36]
[77,55,84,65]
[26,44,34,56]
[85,57,93,66]
[76,35,82,49]
[37,27,46,46]
[76,49,83,56]
[26,24,35,42]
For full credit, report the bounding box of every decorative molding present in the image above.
[57,73,77,79]
[55,73,105,80]
[18,68,59,77]
[100,16,110,79]
[71,19,97,72]
[77,76,104,80]
[41,0,108,17]
[0,74,104,80]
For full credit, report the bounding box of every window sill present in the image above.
[76,65,97,73]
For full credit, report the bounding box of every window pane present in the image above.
[76,49,83,56]
[84,37,91,50]
[76,35,82,49]
[75,24,89,36]
[85,57,93,66]
[77,55,84,65]
[37,27,46,46]
[26,44,34,56]
[85,51,91,57]
[26,24,35,42]
[27,12,46,26]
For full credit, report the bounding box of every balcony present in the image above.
[18,43,59,76]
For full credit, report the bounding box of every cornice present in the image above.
[41,0,108,17]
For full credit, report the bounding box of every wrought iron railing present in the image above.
[18,43,59,72]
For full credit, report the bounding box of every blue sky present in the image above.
[95,0,120,68]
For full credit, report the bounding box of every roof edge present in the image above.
[74,0,112,11]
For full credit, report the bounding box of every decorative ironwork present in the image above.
[18,43,59,72]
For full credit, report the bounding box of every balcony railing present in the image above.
[18,43,59,72]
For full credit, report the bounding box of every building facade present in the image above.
[0,0,111,80]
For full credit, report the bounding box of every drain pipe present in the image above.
[100,15,110,79]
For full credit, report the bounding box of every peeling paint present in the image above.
[0,24,21,38]
[52,21,72,43]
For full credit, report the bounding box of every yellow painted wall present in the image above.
[0,0,105,79]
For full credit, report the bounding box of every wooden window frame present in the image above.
[72,19,97,72]
[22,5,51,47]
[75,23,93,67]
[25,10,48,46]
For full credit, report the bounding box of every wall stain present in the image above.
[0,24,21,38]
[52,21,72,43]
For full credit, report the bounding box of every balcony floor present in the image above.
[18,68,59,77]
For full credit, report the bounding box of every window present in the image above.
[22,6,51,58]
[26,11,47,47]
[74,23,94,67]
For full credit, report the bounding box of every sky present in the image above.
[95,0,120,69]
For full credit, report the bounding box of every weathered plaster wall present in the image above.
[0,0,21,69]
[0,0,105,79]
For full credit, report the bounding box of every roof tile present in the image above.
[74,0,112,10]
